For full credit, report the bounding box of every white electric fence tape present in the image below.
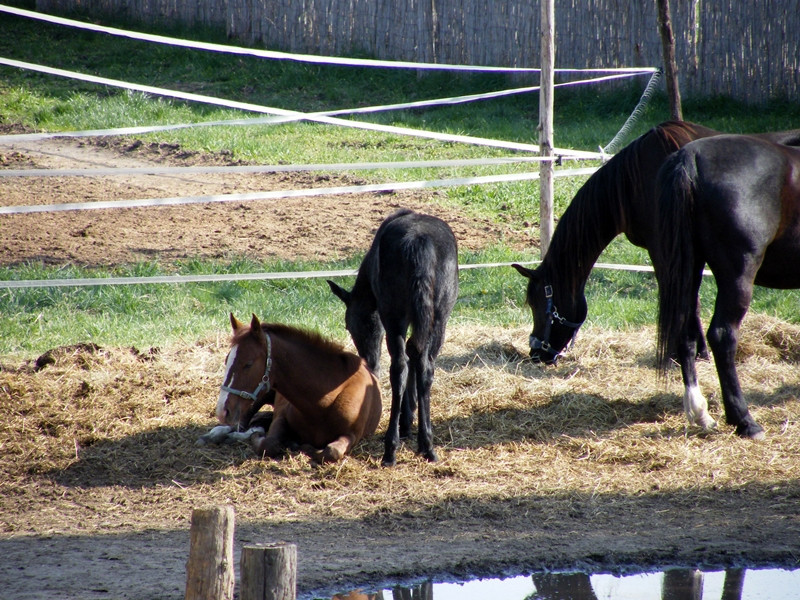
[0,167,600,215]
[0,4,657,76]
[0,157,554,178]
[0,70,653,145]
[0,56,606,160]
[0,262,694,290]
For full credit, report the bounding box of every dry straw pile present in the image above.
[2,314,799,541]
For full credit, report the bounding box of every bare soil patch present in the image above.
[1,135,799,600]
[0,132,530,267]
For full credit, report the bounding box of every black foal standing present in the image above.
[328,209,459,466]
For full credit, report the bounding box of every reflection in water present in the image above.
[326,567,799,600]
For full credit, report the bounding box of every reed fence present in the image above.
[34,0,800,103]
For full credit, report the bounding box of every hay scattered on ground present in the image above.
[2,315,799,537]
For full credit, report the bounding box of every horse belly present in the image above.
[756,243,800,289]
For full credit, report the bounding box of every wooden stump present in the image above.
[240,543,297,600]
[184,505,236,600]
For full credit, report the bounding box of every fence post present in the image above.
[655,0,683,121]
[185,505,236,600]
[538,0,555,257]
[240,543,298,600]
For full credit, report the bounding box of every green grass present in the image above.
[1,9,800,356]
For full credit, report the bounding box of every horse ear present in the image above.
[250,313,267,345]
[511,263,538,281]
[327,279,352,305]
[230,312,245,331]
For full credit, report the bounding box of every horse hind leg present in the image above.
[681,308,717,431]
[683,384,716,430]
[399,365,417,440]
[411,322,449,463]
[693,300,710,361]
[679,267,715,429]
[414,355,437,462]
[706,294,765,440]
[382,332,409,467]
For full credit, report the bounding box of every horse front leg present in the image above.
[383,333,408,467]
[706,301,765,440]
[251,395,292,458]
[304,435,355,464]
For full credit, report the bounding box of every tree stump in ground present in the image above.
[240,542,297,600]
[184,505,236,600]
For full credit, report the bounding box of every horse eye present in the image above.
[244,361,254,369]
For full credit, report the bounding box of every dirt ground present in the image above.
[1,132,799,600]
[0,127,530,267]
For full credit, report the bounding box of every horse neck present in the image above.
[541,177,625,297]
[351,255,380,315]
[266,329,350,409]
[539,124,688,295]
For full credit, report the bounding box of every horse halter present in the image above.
[530,284,584,361]
[219,332,273,403]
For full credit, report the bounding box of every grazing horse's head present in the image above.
[511,264,585,365]
[216,313,273,429]
[327,280,384,375]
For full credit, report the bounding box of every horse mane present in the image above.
[232,322,347,356]
[546,121,714,294]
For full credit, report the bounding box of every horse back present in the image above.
[372,211,459,326]
[656,136,800,313]
[685,136,799,237]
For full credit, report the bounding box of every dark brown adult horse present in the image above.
[328,209,458,466]
[215,313,381,463]
[655,135,800,440]
[512,121,800,430]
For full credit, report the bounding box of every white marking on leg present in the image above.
[196,425,233,446]
[683,384,717,430]
[226,426,265,442]
[216,345,238,422]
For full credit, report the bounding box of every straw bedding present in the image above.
[1,316,799,598]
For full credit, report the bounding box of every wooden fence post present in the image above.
[185,505,236,600]
[240,543,297,600]
[656,0,683,121]
[538,0,555,257]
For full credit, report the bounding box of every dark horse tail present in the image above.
[407,235,438,351]
[655,148,700,375]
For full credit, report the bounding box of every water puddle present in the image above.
[324,567,800,600]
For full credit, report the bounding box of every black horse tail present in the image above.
[407,237,438,352]
[655,148,699,375]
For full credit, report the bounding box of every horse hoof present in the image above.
[381,455,397,468]
[317,446,344,464]
[694,415,717,431]
[736,422,766,440]
[421,449,438,463]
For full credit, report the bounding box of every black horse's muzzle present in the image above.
[529,333,563,364]
[528,285,584,365]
